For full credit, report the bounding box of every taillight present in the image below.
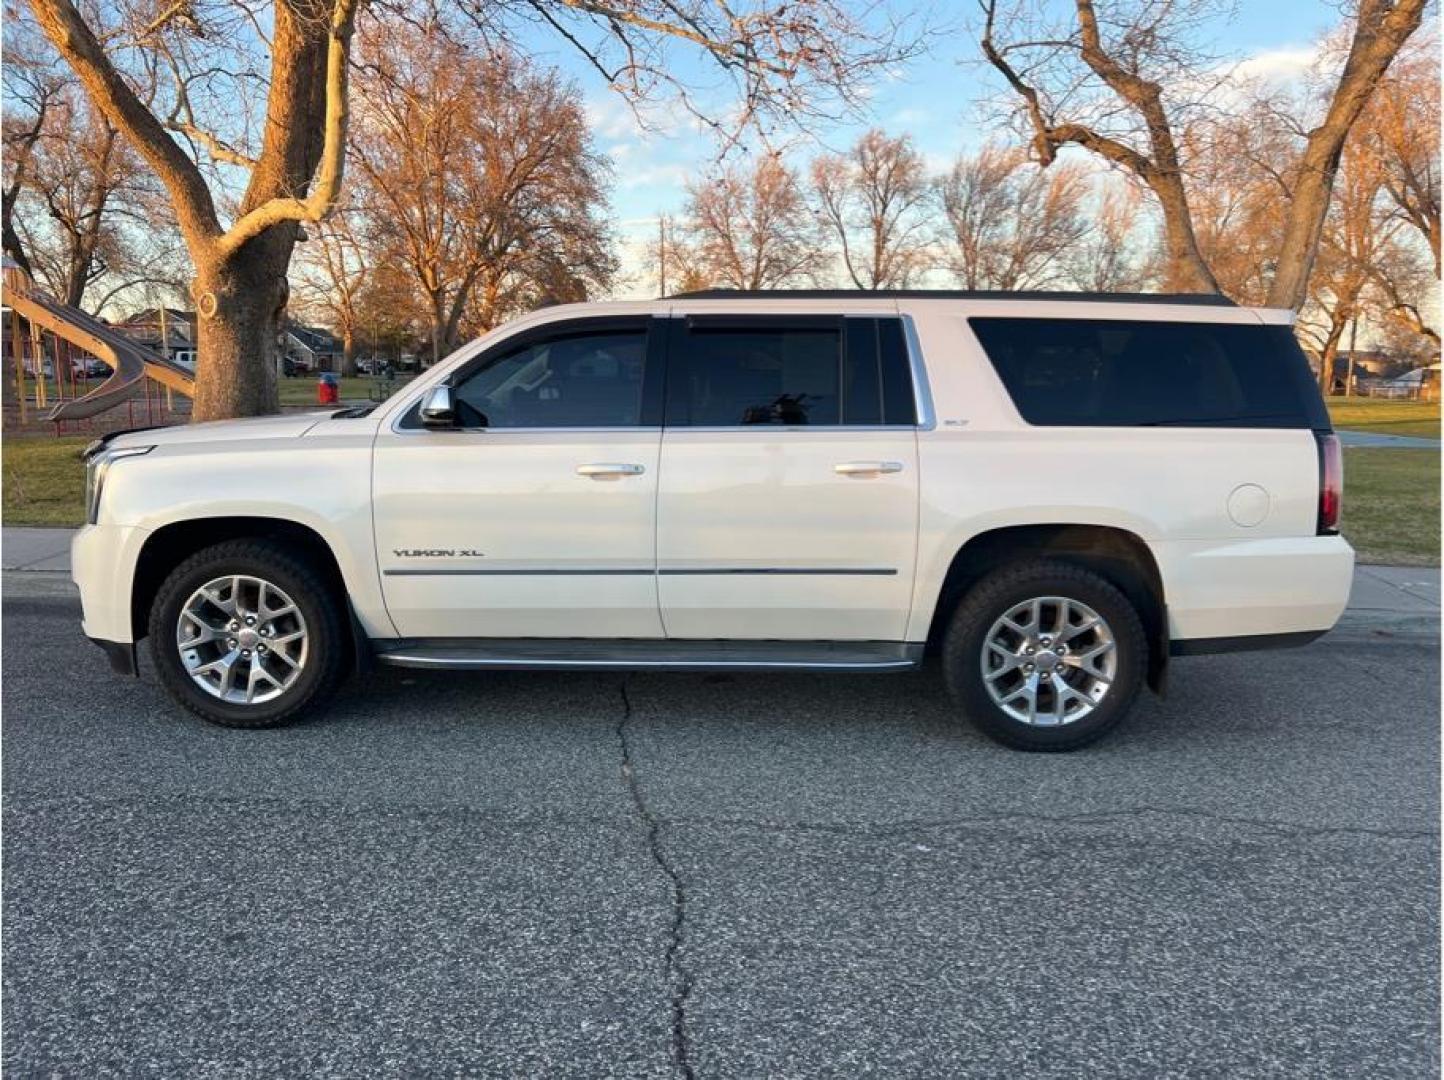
[1316,431,1342,534]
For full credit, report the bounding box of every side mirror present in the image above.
[419,384,456,428]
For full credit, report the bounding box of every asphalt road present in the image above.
[3,575,1438,1078]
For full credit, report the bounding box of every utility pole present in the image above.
[159,303,174,410]
[657,215,668,298]
[1345,310,1359,398]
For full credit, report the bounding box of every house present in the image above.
[114,308,197,363]
[284,323,345,373]
[1377,362,1441,401]
[1310,349,1415,394]
[1334,350,1400,381]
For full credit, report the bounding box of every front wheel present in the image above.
[942,559,1147,751]
[148,540,347,728]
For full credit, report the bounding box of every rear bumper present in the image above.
[1157,534,1354,648]
[1169,629,1326,656]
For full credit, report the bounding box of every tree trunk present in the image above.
[340,326,357,377]
[2,214,32,277]
[190,245,290,421]
[1146,169,1220,294]
[1317,319,1348,395]
[63,235,96,309]
[427,313,442,368]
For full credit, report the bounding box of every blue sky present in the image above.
[511,0,1344,295]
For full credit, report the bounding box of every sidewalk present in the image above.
[1336,430,1442,450]
[2,525,1438,618]
[2,527,73,573]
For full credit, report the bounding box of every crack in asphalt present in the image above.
[616,679,696,1080]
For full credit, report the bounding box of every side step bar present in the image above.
[373,638,924,673]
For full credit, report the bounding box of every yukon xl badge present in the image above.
[393,549,485,558]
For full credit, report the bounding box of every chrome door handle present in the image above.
[834,461,903,476]
[576,462,646,477]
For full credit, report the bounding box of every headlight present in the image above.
[84,445,154,524]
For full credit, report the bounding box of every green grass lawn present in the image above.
[1327,398,1440,439]
[1340,447,1440,566]
[277,374,412,406]
[3,436,90,526]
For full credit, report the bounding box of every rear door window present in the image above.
[968,317,1328,429]
[666,316,915,427]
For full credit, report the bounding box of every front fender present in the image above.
[100,431,395,639]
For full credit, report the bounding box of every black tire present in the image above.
[942,558,1147,752]
[148,539,347,728]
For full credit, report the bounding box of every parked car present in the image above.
[72,290,1352,749]
[73,357,110,378]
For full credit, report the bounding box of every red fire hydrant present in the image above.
[317,372,339,405]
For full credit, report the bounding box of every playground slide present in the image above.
[2,281,195,422]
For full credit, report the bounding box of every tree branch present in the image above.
[554,0,794,77]
[1267,0,1430,309]
[26,0,223,250]
[216,0,363,258]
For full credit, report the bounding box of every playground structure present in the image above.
[2,259,195,429]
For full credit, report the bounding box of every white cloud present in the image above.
[889,107,931,128]
[1232,45,1320,85]
[616,162,692,191]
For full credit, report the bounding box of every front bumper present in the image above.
[71,522,150,645]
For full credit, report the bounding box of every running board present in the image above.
[373,638,924,673]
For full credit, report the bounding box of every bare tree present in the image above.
[1298,130,1404,390]
[811,129,932,288]
[352,259,425,361]
[2,23,63,277]
[682,155,824,290]
[292,209,370,376]
[27,0,916,417]
[1369,245,1441,350]
[1186,103,1295,306]
[1268,0,1429,308]
[26,0,364,419]
[1361,30,1440,275]
[937,146,1090,290]
[1071,181,1154,292]
[350,22,613,365]
[456,1,920,151]
[13,89,167,309]
[978,0,1429,307]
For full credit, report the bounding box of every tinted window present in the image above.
[668,317,915,427]
[969,318,1329,429]
[878,318,916,425]
[442,329,646,428]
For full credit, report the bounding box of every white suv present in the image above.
[73,290,1353,750]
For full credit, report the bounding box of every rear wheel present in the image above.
[942,559,1146,751]
[148,540,346,728]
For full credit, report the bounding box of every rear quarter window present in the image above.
[968,317,1329,429]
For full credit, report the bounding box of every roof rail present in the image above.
[667,288,1239,307]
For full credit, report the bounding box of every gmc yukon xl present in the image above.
[73,290,1353,750]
